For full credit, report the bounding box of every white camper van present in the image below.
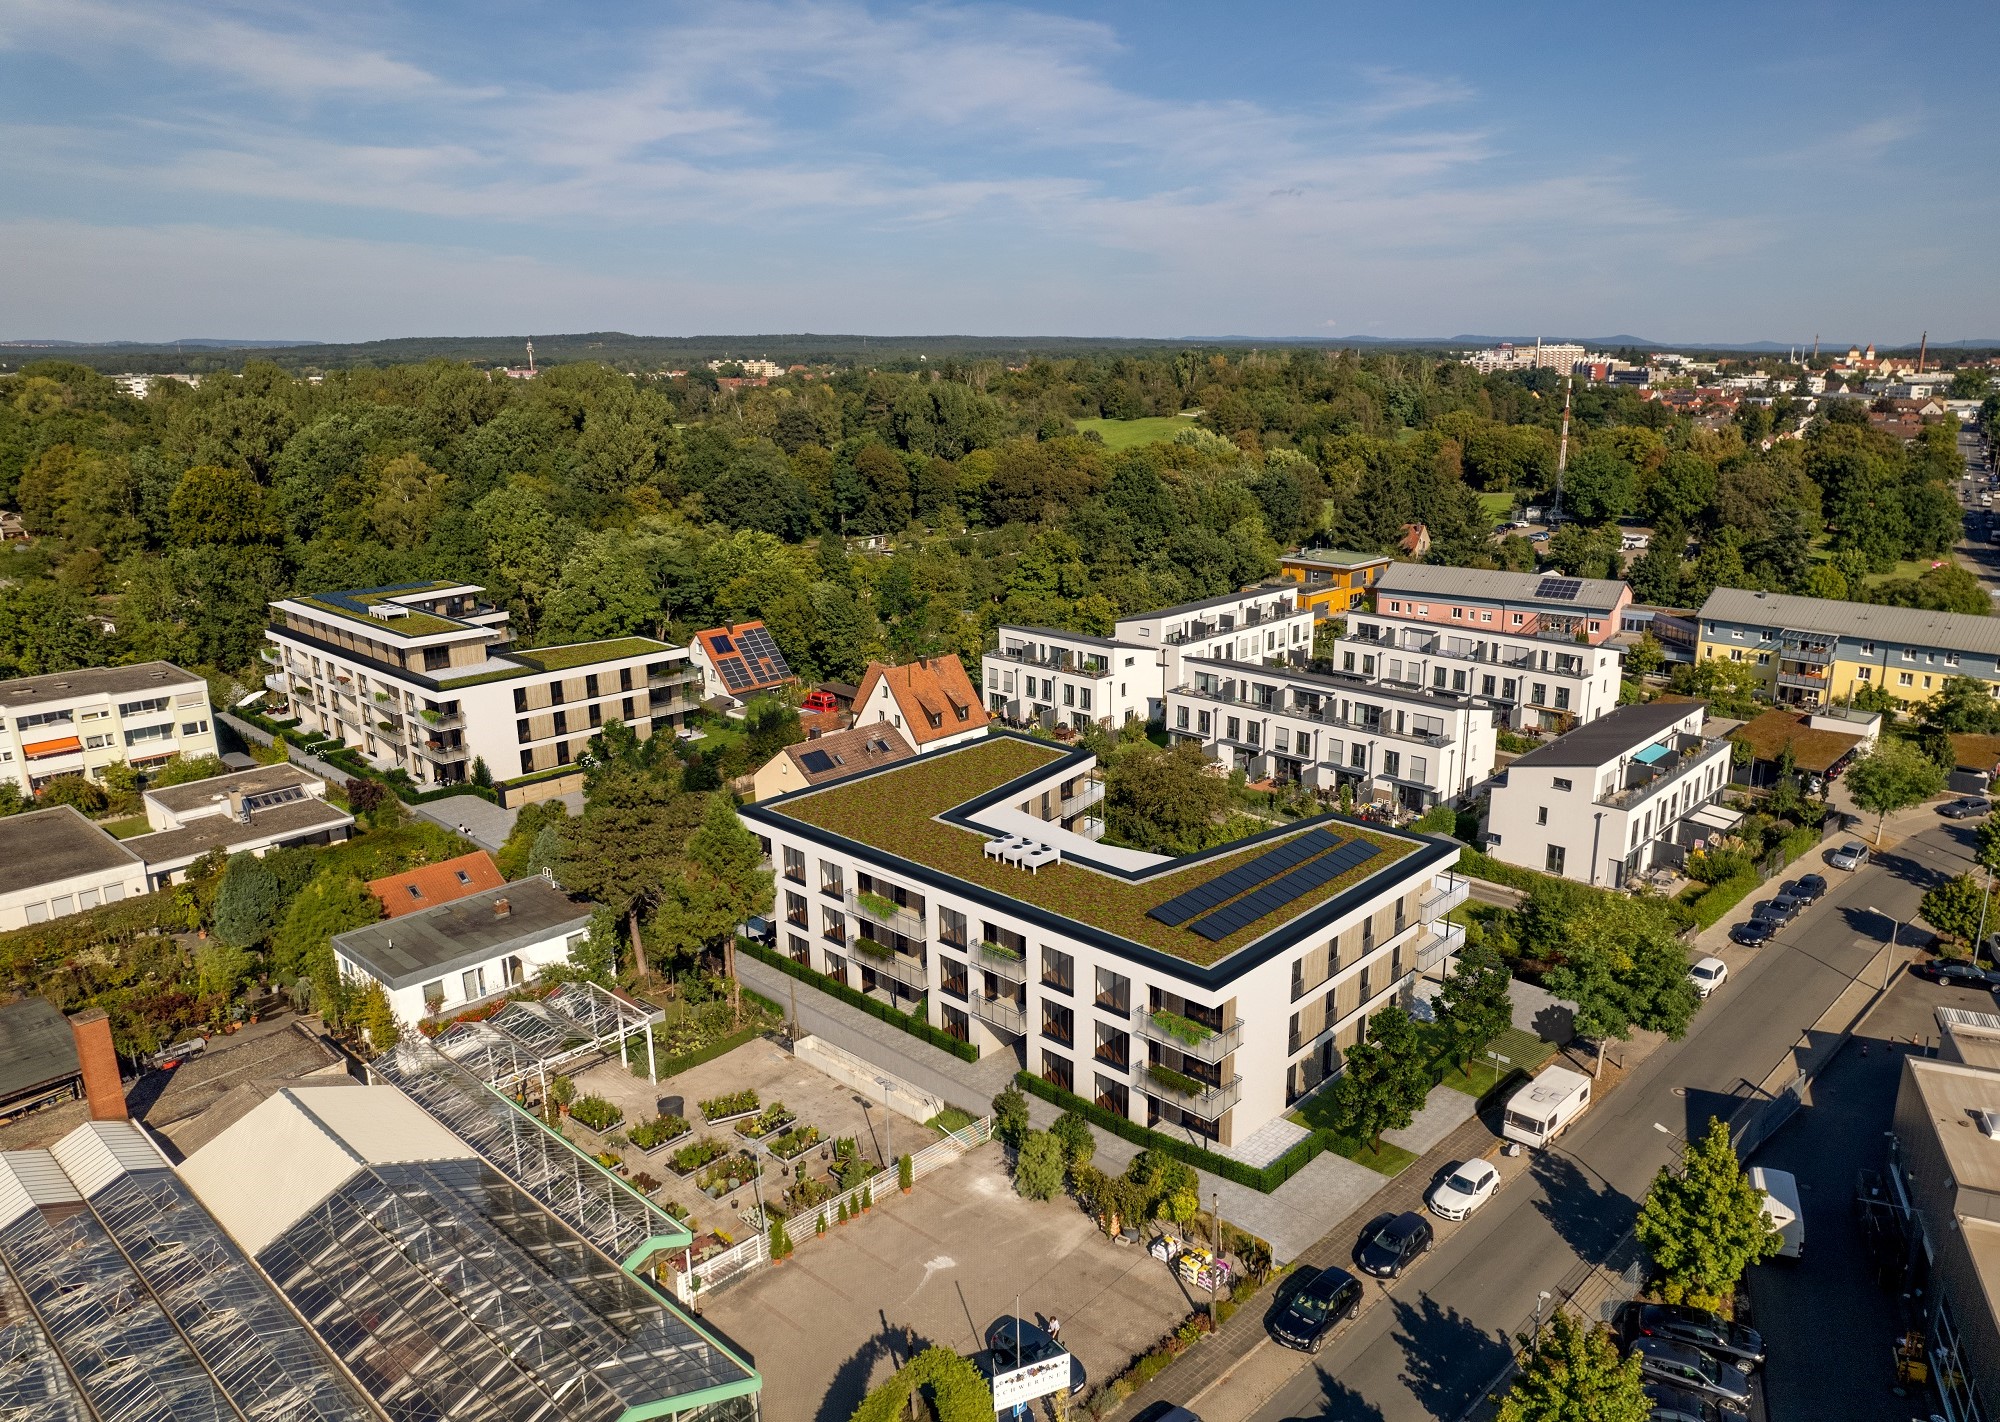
[1502,1066,1592,1148]
[1750,1166,1803,1259]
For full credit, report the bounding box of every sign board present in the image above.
[991,1353,1071,1410]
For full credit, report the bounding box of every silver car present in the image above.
[1829,842,1868,871]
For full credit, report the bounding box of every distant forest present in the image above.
[0,346,1984,705]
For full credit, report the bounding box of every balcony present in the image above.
[1132,1006,1244,1065]
[258,647,282,665]
[990,646,1110,677]
[976,940,1029,983]
[1416,921,1468,974]
[1059,779,1105,818]
[411,738,470,764]
[1597,736,1725,811]
[849,890,924,941]
[853,939,929,992]
[969,992,1026,1035]
[1776,669,1829,691]
[1534,624,1587,644]
[417,707,466,731]
[1421,874,1471,920]
[1778,634,1833,663]
[1141,1066,1242,1119]
[263,673,287,693]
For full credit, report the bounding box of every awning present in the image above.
[21,736,81,758]
[1690,803,1745,833]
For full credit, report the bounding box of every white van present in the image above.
[1750,1166,1803,1259]
[1502,1066,1592,1148]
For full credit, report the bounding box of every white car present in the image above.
[1428,1158,1500,1221]
[1689,956,1728,998]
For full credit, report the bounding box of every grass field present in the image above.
[101,815,152,839]
[1860,557,1952,587]
[1075,416,1193,450]
[1478,492,1516,525]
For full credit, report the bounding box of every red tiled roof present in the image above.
[855,656,989,746]
[368,851,507,919]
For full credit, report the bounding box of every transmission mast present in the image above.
[1552,366,1573,524]
[525,338,536,374]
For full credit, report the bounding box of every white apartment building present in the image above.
[1462,341,1590,374]
[1112,589,1315,721]
[1330,565,1629,733]
[742,733,1469,1153]
[982,627,1161,731]
[1485,701,1733,888]
[1168,659,1498,814]
[0,662,218,794]
[265,582,697,798]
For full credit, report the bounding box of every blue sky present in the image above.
[2,0,1995,344]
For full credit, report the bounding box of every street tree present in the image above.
[1496,1308,1651,1422]
[1845,738,1947,843]
[1634,1119,1783,1310]
[1976,811,2000,873]
[1327,1004,1432,1151]
[1539,892,1700,1075]
[1430,942,1514,1063]
[1921,872,1986,945]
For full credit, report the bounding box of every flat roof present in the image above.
[0,807,141,897]
[332,877,590,988]
[1284,548,1393,569]
[0,998,78,1103]
[124,797,353,870]
[0,660,201,710]
[749,732,1440,972]
[1378,563,1629,613]
[996,624,1128,650]
[1122,586,1302,623]
[1509,702,1703,770]
[1700,586,2000,657]
[141,762,319,815]
[1184,656,1485,711]
[1730,709,1865,774]
[1906,1056,2000,1196]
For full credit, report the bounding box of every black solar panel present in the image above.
[1535,576,1582,601]
[799,748,835,774]
[1146,830,1336,926]
[737,624,793,682]
[1187,839,1382,941]
[717,657,753,690]
[713,634,735,654]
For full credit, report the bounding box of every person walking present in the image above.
[1047,1317,1061,1349]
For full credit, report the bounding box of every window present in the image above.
[1342,651,1356,672]
[1382,750,1401,778]
[15,709,73,730]
[1451,607,1463,620]
[1042,1002,1074,1047]
[118,697,170,717]
[785,891,807,927]
[461,966,486,1001]
[519,749,534,774]
[1042,946,1074,994]
[1095,1022,1130,1071]
[1482,675,1496,696]
[1226,716,1241,741]
[180,719,209,737]
[423,981,445,1012]
[1899,672,1914,687]
[939,956,968,1001]
[123,723,173,746]
[782,846,805,882]
[1041,1050,1073,1092]
[822,908,846,944]
[939,905,968,949]
[1176,705,1189,730]
[1552,778,1573,792]
[1545,845,1566,874]
[1095,967,1130,1014]
[424,646,451,671]
[820,861,844,897]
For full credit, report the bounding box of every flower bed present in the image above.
[699,1089,760,1123]
[628,1114,692,1153]
[734,1103,797,1141]
[569,1095,625,1133]
[695,1152,763,1197]
[765,1124,821,1160]
[668,1137,729,1176]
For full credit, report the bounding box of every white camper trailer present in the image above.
[1502,1066,1592,1148]
[1751,1166,1803,1259]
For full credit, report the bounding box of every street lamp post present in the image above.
[874,1074,895,1169]
[1866,905,1904,989]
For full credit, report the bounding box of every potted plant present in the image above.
[859,1182,873,1214]
[837,1199,849,1226]
[898,1154,914,1194]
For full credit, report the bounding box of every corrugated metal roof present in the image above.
[0,1151,81,1230]
[1699,586,2000,656]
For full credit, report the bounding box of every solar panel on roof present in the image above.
[1535,576,1582,601]
[712,634,735,654]
[1187,838,1381,940]
[718,658,753,690]
[799,748,835,774]
[737,625,793,683]
[1146,830,1338,925]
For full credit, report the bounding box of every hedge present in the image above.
[1455,848,1543,893]
[623,987,785,1077]
[738,939,980,1062]
[232,707,499,806]
[1687,870,1761,930]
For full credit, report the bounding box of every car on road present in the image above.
[1790,873,1828,903]
[1941,797,1993,819]
[1689,956,1728,997]
[1428,1158,1500,1221]
[984,1317,1086,1391]
[1617,1301,1766,1370]
[1644,1381,1724,1422]
[1770,889,1810,917]
[1265,1266,1362,1352]
[1728,918,1777,947]
[1829,842,1870,871]
[1749,898,1797,927]
[1628,1337,1753,1413]
[1911,958,2000,988]
[1355,1211,1433,1279]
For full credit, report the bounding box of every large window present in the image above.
[1042,946,1074,995]
[1545,845,1566,874]
[1042,1001,1074,1048]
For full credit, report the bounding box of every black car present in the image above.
[1792,873,1828,903]
[1266,1266,1362,1352]
[984,1317,1086,1391]
[1645,1381,1723,1422]
[1356,1211,1432,1279]
[1616,1302,1765,1370]
[1629,1338,1752,1413]
[1770,890,1809,917]
[1940,797,1992,819]
[1911,959,2000,988]
[1728,918,1776,947]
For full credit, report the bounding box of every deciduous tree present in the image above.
[1496,1309,1650,1422]
[1326,1004,1432,1151]
[1845,738,1947,843]
[1634,1119,1783,1310]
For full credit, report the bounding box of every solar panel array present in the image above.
[709,623,794,693]
[1186,838,1380,941]
[799,748,836,774]
[1147,830,1341,927]
[1534,576,1582,601]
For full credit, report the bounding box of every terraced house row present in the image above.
[741,733,1470,1156]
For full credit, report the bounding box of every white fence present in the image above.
[674,1115,991,1304]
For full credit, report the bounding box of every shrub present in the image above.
[991,1084,1030,1147]
[627,1114,691,1150]
[1688,871,1761,930]
[548,1075,576,1107]
[37,775,108,814]
[669,1138,727,1174]
[927,1106,977,1137]
[1050,1110,1095,1171]
[898,1153,914,1190]
[1014,1130,1066,1201]
[569,1095,624,1132]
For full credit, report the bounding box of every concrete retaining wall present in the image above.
[793,1034,945,1124]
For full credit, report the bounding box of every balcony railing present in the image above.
[1776,669,1829,690]
[417,708,466,731]
[1141,1067,1242,1119]
[263,673,287,693]
[976,940,1029,983]
[1597,738,1725,811]
[1132,1006,1244,1065]
[849,890,925,941]
[989,646,1110,676]
[411,738,470,764]
[1059,779,1105,818]
[854,940,929,991]
[1416,921,1468,974]
[969,993,1026,1034]
[1420,874,1471,920]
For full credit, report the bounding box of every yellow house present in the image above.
[1696,587,2000,711]
[1276,549,1394,620]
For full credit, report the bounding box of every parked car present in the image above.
[1265,1266,1363,1352]
[1355,1211,1433,1278]
[1791,873,1828,903]
[1628,1338,1753,1413]
[985,1317,1085,1391]
[1688,957,1729,998]
[1428,1159,1501,1221]
[1617,1302,1765,1369]
[1911,959,2000,988]
[1828,842,1869,871]
[1749,899,1797,927]
[1770,889,1809,917]
[1728,918,1776,947]
[1940,797,1992,819]
[1644,1381,1724,1422]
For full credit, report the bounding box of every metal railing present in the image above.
[411,738,470,764]
[856,944,929,992]
[1131,1006,1244,1065]
[1059,779,1105,817]
[1596,739,1725,810]
[1140,1069,1242,1118]
[1421,874,1471,919]
[989,646,1109,676]
[1416,921,1468,974]
[969,992,1026,1034]
[975,941,1029,982]
[848,890,925,941]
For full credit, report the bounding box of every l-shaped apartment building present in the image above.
[265,581,698,798]
[741,733,1469,1153]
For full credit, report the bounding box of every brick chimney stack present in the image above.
[68,1008,128,1121]
[493,896,511,920]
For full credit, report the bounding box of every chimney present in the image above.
[493,896,512,920]
[69,1008,128,1122]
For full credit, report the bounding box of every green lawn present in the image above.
[1436,1028,1556,1099]
[1478,492,1516,525]
[1076,416,1193,450]
[101,815,152,839]
[1287,1099,1420,1176]
[1860,557,1950,587]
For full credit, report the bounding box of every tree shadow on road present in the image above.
[812,1321,931,1422]
[1527,1148,1633,1267]
[1389,1293,1512,1421]
[1287,1370,1387,1422]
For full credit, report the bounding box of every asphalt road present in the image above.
[1245,814,1988,1422]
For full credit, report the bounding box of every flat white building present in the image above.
[0,662,218,794]
[742,733,1469,1153]
[1330,565,1629,733]
[265,582,696,802]
[125,763,354,888]
[1112,588,1315,722]
[1168,658,1498,814]
[0,807,148,931]
[1486,701,1732,888]
[331,874,591,1025]
[982,627,1160,732]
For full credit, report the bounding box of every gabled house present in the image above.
[855,657,989,753]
